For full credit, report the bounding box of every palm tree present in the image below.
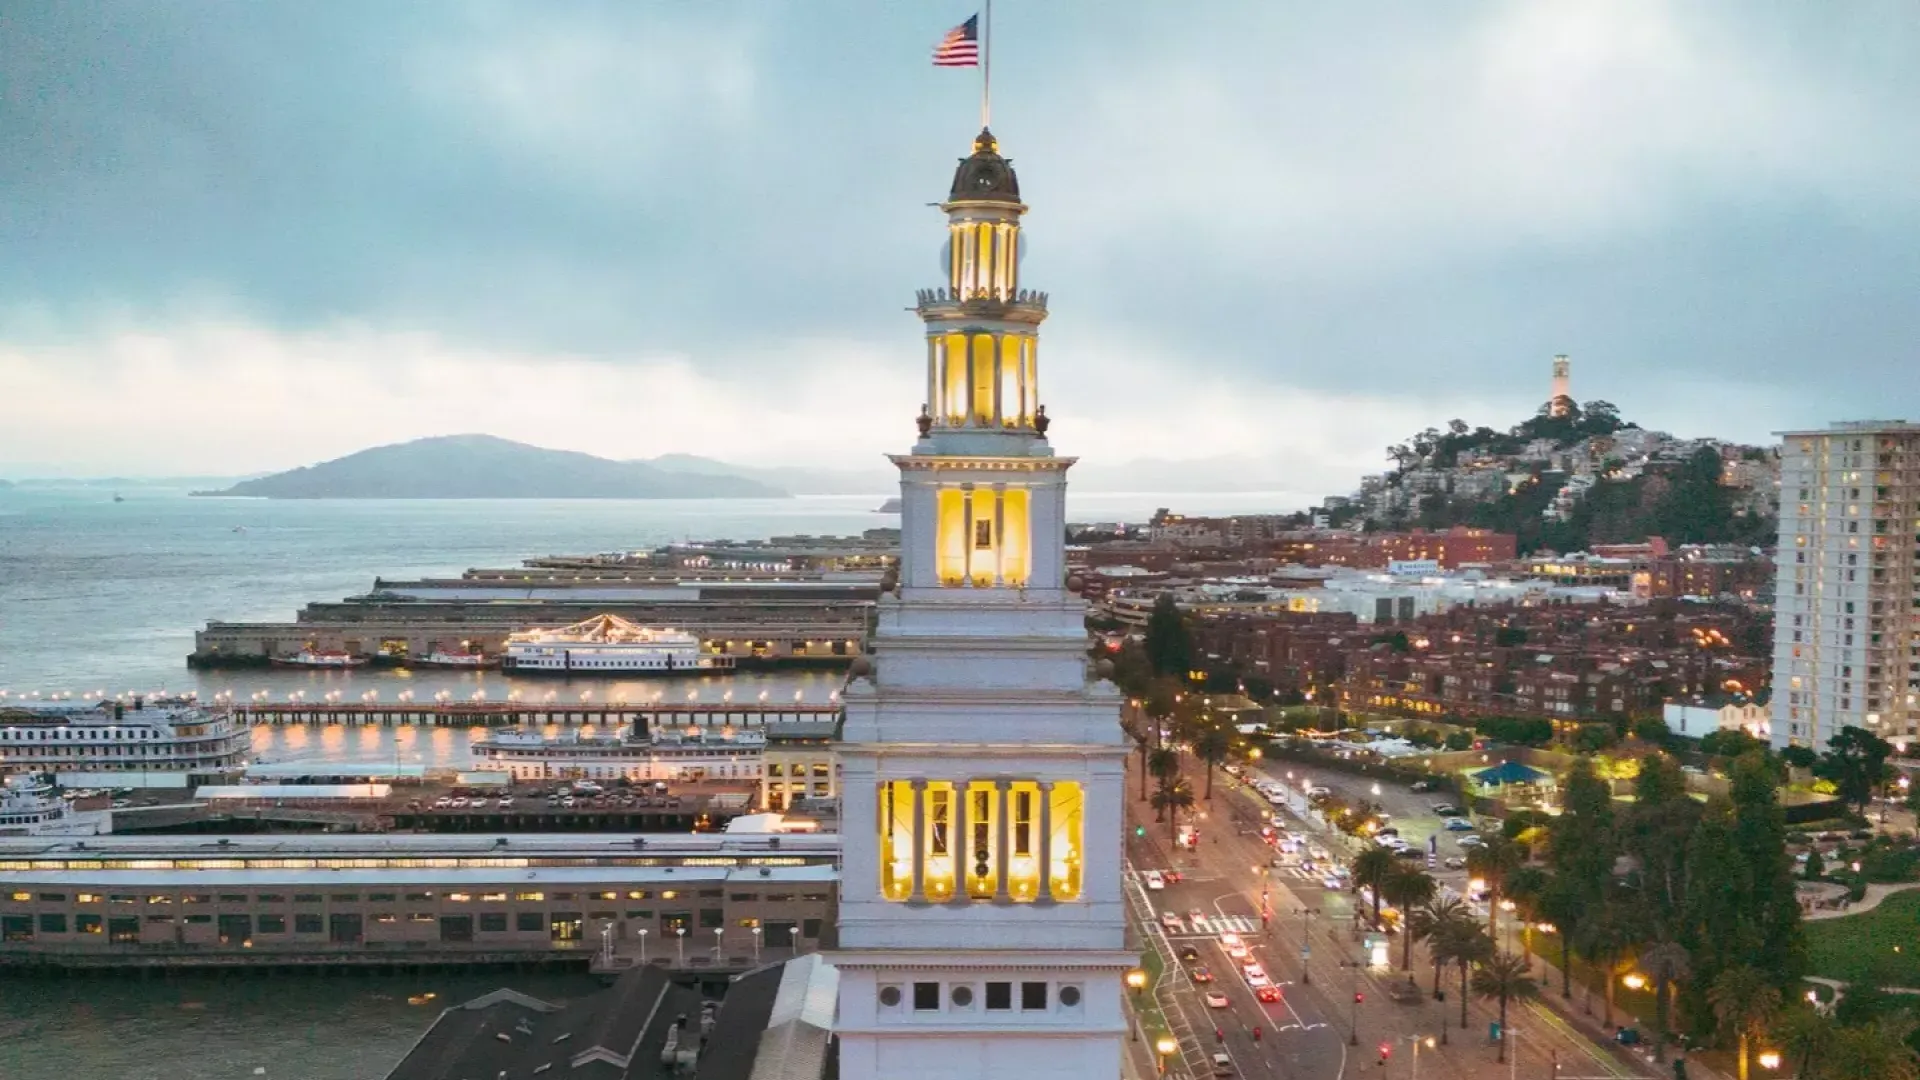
[1467,834,1523,939]
[1193,724,1231,801]
[1123,712,1153,801]
[1774,1005,1834,1080]
[1502,864,1547,967]
[1151,778,1195,844]
[1147,746,1181,791]
[1351,846,1399,930]
[1471,951,1538,1063]
[1410,897,1473,998]
[1640,939,1692,1063]
[1708,965,1782,1080]
[1442,920,1494,1030]
[1574,900,1641,1028]
[1382,865,1438,971]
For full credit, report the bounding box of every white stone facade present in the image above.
[830,129,1131,1080]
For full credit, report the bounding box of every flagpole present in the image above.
[981,0,993,128]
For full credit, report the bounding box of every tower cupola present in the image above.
[915,130,1048,445]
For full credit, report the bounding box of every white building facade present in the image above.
[831,129,1132,1080]
[1770,421,1920,749]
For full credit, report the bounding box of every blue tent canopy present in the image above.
[1471,760,1552,786]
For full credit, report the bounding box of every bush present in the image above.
[1443,731,1474,751]
[1572,724,1617,753]
[1473,716,1555,747]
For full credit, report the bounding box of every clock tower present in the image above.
[830,129,1132,1080]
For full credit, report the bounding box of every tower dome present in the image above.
[947,128,1021,204]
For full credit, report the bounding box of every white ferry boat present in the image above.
[473,724,765,782]
[502,614,734,674]
[0,776,112,836]
[0,697,248,789]
[270,649,367,669]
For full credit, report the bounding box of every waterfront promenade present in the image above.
[227,698,841,728]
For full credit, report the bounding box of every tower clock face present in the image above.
[976,171,998,191]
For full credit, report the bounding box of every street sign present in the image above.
[1300,944,1310,960]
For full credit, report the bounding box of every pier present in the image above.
[226,700,842,728]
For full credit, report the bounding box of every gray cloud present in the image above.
[2,2,1916,478]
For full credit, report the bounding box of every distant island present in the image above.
[191,435,790,500]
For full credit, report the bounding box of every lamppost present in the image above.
[751,925,763,962]
[1407,1034,1435,1080]
[638,927,648,966]
[1125,969,1147,1041]
[675,926,686,966]
[599,920,614,969]
[1295,906,1320,984]
[1340,961,1362,1046]
[1153,1034,1178,1074]
[714,926,724,961]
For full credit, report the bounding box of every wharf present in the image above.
[229,700,842,728]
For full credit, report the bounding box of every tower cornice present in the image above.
[889,454,1075,472]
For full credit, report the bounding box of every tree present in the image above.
[1641,939,1693,1063]
[1825,1020,1920,1080]
[1773,1005,1834,1080]
[1708,965,1782,1080]
[1437,920,1494,1030]
[1150,778,1194,844]
[1193,724,1231,802]
[1382,865,1438,971]
[1143,593,1194,679]
[1351,847,1399,930]
[1547,757,1618,998]
[1411,897,1473,997]
[1147,746,1181,797]
[1472,952,1539,1063]
[1622,755,1701,938]
[1576,898,1642,1029]
[1503,864,1549,965]
[1815,726,1894,816]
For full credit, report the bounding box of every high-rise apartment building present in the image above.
[1770,421,1920,749]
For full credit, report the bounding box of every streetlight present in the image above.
[675,926,687,966]
[637,928,648,966]
[1295,907,1319,984]
[1622,972,1648,991]
[1153,1034,1177,1074]
[714,926,724,960]
[599,920,615,969]
[1407,1034,1436,1080]
[751,925,763,962]
[1757,1050,1782,1071]
[1125,969,1148,1041]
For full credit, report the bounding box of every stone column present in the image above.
[991,333,1004,427]
[949,779,971,904]
[993,484,1007,586]
[961,484,975,587]
[993,779,1012,902]
[927,337,941,424]
[1037,780,1055,902]
[909,779,928,903]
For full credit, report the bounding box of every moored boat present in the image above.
[502,614,733,675]
[270,650,367,668]
[410,651,500,669]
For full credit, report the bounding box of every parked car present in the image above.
[1431,803,1463,815]
[1443,817,1475,831]
[1457,834,1483,848]
[1410,780,1436,792]
[1396,847,1426,860]
[1444,856,1466,870]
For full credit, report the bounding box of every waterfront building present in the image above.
[831,130,1130,1080]
[0,697,247,789]
[1771,420,1920,748]
[763,718,840,811]
[0,832,836,967]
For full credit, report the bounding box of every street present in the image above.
[1123,756,1653,1080]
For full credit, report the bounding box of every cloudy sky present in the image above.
[3,2,1916,493]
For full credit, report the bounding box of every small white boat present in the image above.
[270,645,366,664]
[411,651,499,669]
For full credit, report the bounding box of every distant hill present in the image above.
[192,436,788,500]
[642,454,892,496]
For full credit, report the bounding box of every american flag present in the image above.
[932,15,980,67]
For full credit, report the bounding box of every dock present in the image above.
[226,700,842,728]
